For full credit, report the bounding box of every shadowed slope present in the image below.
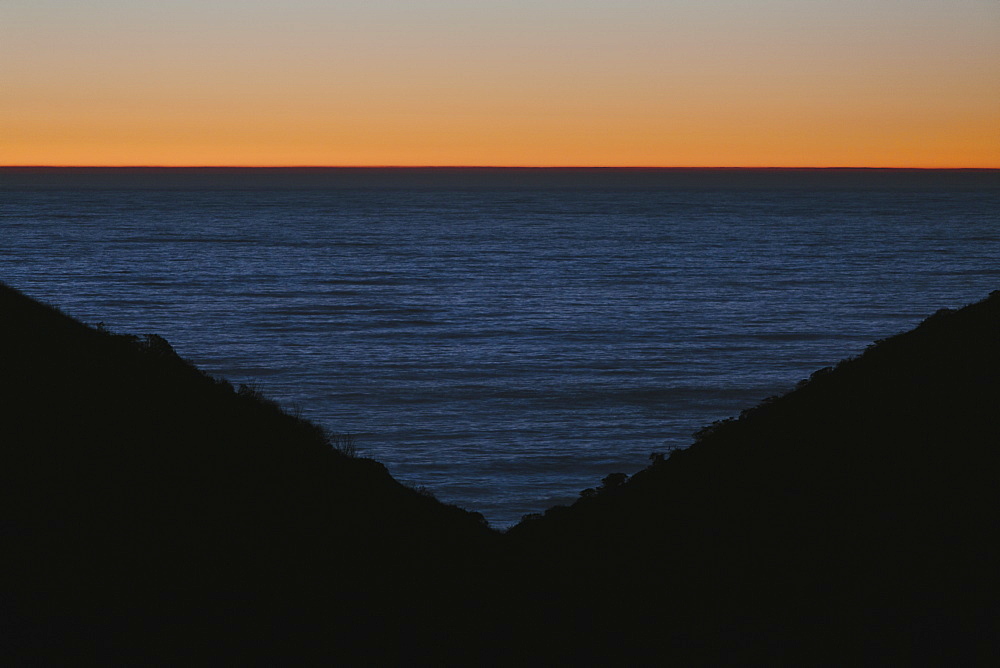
[0,282,495,663]
[506,293,1000,663]
[2,282,997,664]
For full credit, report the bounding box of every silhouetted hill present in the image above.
[0,282,495,663]
[2,282,997,664]
[506,293,1000,664]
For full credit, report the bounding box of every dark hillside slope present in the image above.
[507,294,1000,664]
[3,281,997,664]
[0,282,495,662]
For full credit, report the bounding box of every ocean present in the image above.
[2,168,997,527]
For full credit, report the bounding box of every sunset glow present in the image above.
[3,0,998,167]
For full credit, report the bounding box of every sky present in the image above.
[2,0,998,167]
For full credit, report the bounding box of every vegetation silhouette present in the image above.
[1,281,996,664]
[0,283,494,664]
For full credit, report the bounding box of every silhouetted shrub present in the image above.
[328,432,359,457]
[598,473,628,492]
[140,333,177,358]
[924,307,954,324]
[237,380,264,400]
[649,445,683,465]
[693,417,735,442]
[810,365,833,381]
[411,484,435,498]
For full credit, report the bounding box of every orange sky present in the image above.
[2,1,998,167]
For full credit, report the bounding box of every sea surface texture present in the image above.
[2,169,997,526]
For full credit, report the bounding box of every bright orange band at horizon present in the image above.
[8,93,997,169]
[3,1,998,169]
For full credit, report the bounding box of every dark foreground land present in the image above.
[1,282,996,665]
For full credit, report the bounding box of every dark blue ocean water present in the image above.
[2,169,998,526]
